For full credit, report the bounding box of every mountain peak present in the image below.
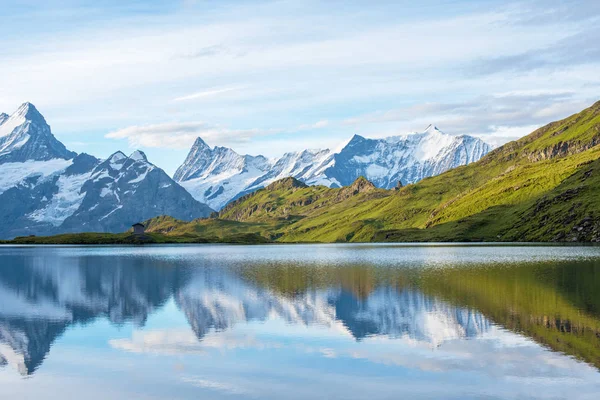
[349,134,366,142]
[0,113,8,125]
[129,150,148,162]
[424,124,442,134]
[109,150,127,158]
[15,102,45,122]
[107,151,127,164]
[351,176,376,189]
[345,134,368,148]
[0,102,76,164]
[336,176,377,200]
[193,137,210,150]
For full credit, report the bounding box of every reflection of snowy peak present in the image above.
[0,259,184,375]
[336,287,488,343]
[175,271,337,340]
[175,127,490,210]
[0,259,490,376]
[176,270,490,344]
[0,103,213,238]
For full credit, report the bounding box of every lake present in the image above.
[1,244,600,399]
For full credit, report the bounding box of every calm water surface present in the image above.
[1,244,600,399]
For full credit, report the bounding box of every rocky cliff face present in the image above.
[57,150,214,234]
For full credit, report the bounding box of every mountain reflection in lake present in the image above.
[1,244,600,399]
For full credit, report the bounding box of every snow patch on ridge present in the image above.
[27,171,92,226]
[0,111,26,139]
[0,159,72,195]
[108,152,127,170]
[128,166,153,184]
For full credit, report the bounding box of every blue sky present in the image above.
[0,0,599,175]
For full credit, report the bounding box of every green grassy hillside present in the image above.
[213,100,600,243]
[239,260,600,369]
[1,230,269,245]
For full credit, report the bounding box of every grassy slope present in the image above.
[218,176,390,242]
[214,100,600,242]
[1,230,269,245]
[143,215,276,239]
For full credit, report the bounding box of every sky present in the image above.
[0,0,599,175]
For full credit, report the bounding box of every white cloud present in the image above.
[109,328,283,355]
[172,86,246,102]
[105,121,273,149]
[297,120,329,130]
[180,377,249,395]
[340,91,593,145]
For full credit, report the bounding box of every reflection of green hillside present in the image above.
[419,261,600,369]
[241,259,600,369]
[241,264,411,299]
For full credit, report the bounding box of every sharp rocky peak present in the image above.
[174,124,492,209]
[14,102,46,122]
[0,113,9,124]
[0,101,76,163]
[108,151,127,161]
[129,150,148,162]
[424,124,441,133]
[192,137,211,150]
[348,134,367,143]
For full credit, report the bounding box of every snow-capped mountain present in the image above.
[324,125,491,188]
[174,137,272,210]
[0,103,213,239]
[175,126,491,210]
[174,140,337,210]
[0,102,75,164]
[248,148,334,189]
[54,150,213,234]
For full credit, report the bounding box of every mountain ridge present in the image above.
[0,103,213,239]
[174,126,491,210]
